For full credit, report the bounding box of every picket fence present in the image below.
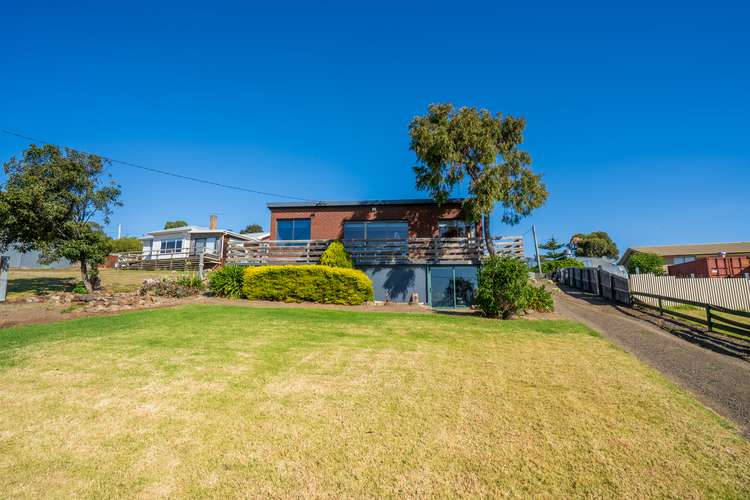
[628,274,750,311]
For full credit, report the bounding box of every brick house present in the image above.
[228,199,523,307]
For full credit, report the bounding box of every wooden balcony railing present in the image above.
[115,249,221,271]
[226,236,524,266]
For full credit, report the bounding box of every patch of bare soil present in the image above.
[0,292,184,328]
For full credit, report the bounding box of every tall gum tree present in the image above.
[0,144,121,292]
[409,103,548,254]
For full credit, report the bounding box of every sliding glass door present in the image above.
[428,266,479,308]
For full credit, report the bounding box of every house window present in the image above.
[193,237,217,254]
[159,239,183,254]
[438,220,475,238]
[277,219,311,240]
[343,221,408,240]
[673,255,696,265]
[344,221,409,262]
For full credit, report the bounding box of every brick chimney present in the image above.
[209,214,218,230]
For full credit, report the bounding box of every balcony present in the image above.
[226,236,524,266]
[115,247,222,271]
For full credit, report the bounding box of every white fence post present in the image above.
[0,256,8,302]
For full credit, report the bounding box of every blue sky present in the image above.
[1,1,748,255]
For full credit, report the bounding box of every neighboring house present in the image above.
[618,242,750,270]
[229,198,524,307]
[119,216,263,270]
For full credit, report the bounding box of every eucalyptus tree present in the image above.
[409,103,547,254]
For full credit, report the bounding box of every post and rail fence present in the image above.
[555,266,750,341]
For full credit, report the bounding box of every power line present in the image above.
[1,129,320,203]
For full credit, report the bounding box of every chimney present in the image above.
[209,214,218,230]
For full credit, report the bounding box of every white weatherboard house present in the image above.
[137,216,268,261]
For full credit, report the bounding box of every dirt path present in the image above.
[554,287,750,438]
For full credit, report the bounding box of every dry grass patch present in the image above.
[6,267,172,298]
[0,305,748,498]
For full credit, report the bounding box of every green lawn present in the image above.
[0,306,748,497]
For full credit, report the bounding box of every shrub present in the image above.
[320,241,354,268]
[476,255,530,319]
[208,265,246,298]
[627,252,664,275]
[176,273,204,290]
[139,274,204,298]
[524,284,555,312]
[541,257,583,274]
[72,282,88,294]
[243,265,373,305]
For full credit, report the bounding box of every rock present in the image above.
[73,294,97,303]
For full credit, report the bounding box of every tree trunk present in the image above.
[483,213,495,256]
[80,258,93,293]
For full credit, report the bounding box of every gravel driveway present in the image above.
[555,287,750,439]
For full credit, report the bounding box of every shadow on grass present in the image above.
[8,277,77,296]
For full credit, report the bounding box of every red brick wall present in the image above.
[269,203,479,239]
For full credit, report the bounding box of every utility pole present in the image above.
[117,224,122,240]
[531,225,543,274]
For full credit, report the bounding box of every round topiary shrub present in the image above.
[243,265,373,305]
[320,241,354,268]
[208,265,246,298]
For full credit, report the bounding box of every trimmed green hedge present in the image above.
[243,265,374,305]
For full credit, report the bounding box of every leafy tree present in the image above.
[240,223,264,233]
[110,236,143,253]
[164,220,188,229]
[539,237,567,261]
[0,144,121,292]
[572,231,619,258]
[541,257,583,274]
[409,103,548,254]
[626,252,665,275]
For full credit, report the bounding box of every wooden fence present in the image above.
[629,274,750,311]
[115,251,221,271]
[556,267,631,304]
[226,236,524,266]
[630,291,750,341]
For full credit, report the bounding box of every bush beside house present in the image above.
[243,265,374,305]
[477,255,554,318]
